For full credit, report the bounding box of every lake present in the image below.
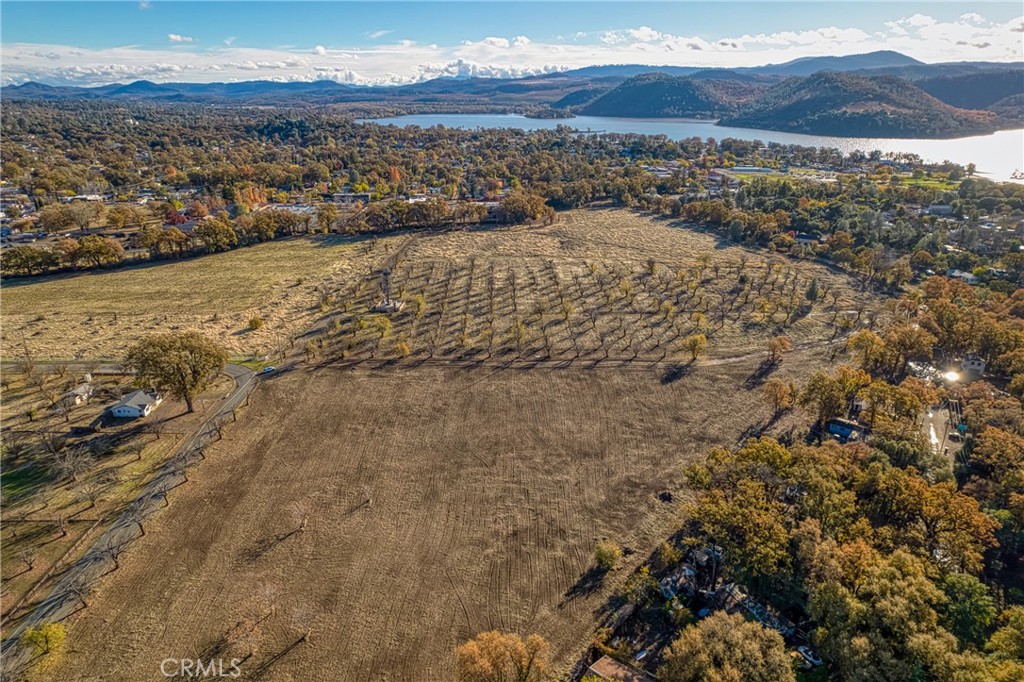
[362,114,1024,183]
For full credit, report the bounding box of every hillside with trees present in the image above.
[720,72,1003,138]
[917,69,1024,110]
[579,73,765,118]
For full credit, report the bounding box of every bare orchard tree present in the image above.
[48,444,94,484]
[2,431,36,461]
[145,418,167,441]
[126,439,146,461]
[76,481,104,511]
[18,549,37,573]
[101,536,127,571]
[125,503,148,538]
[67,573,94,609]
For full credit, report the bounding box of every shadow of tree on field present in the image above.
[560,567,607,607]
[743,358,777,389]
[660,362,694,385]
[237,527,303,565]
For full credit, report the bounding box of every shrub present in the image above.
[21,622,66,657]
[247,317,265,331]
[594,539,622,571]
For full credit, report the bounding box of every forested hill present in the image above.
[576,73,766,117]
[719,72,1004,138]
[916,69,1024,110]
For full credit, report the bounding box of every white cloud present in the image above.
[224,36,237,46]
[5,12,1022,87]
[367,30,392,40]
[479,37,510,48]
[138,0,150,9]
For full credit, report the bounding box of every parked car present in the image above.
[259,366,277,375]
[797,646,823,666]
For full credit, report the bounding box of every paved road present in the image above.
[0,364,256,675]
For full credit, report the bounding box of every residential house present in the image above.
[946,268,980,285]
[961,354,986,377]
[329,192,371,205]
[108,390,162,419]
[927,204,954,216]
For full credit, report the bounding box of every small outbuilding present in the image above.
[586,655,656,682]
[63,383,94,407]
[827,418,865,443]
[108,390,162,419]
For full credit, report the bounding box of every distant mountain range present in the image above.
[4,51,1022,139]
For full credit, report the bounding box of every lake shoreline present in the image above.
[357,113,1024,182]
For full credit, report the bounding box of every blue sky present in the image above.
[2,2,1022,85]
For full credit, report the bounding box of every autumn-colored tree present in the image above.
[594,539,622,571]
[681,334,708,362]
[987,606,1024,661]
[125,332,228,413]
[883,323,937,378]
[456,631,550,682]
[798,370,845,428]
[763,377,795,417]
[317,203,339,232]
[660,611,795,682]
[847,329,886,373]
[808,547,956,681]
[77,235,124,267]
[194,217,238,253]
[692,478,790,591]
[766,335,792,364]
[53,238,82,267]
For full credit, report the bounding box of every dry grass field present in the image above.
[13,208,886,680]
[39,357,822,682]
[1,234,408,360]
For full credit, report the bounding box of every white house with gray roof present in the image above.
[108,390,162,418]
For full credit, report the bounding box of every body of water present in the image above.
[362,114,1024,183]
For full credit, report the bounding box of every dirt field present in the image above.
[38,354,824,681]
[1,234,406,360]
[14,209,885,680]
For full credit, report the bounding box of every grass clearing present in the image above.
[1,234,406,359]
